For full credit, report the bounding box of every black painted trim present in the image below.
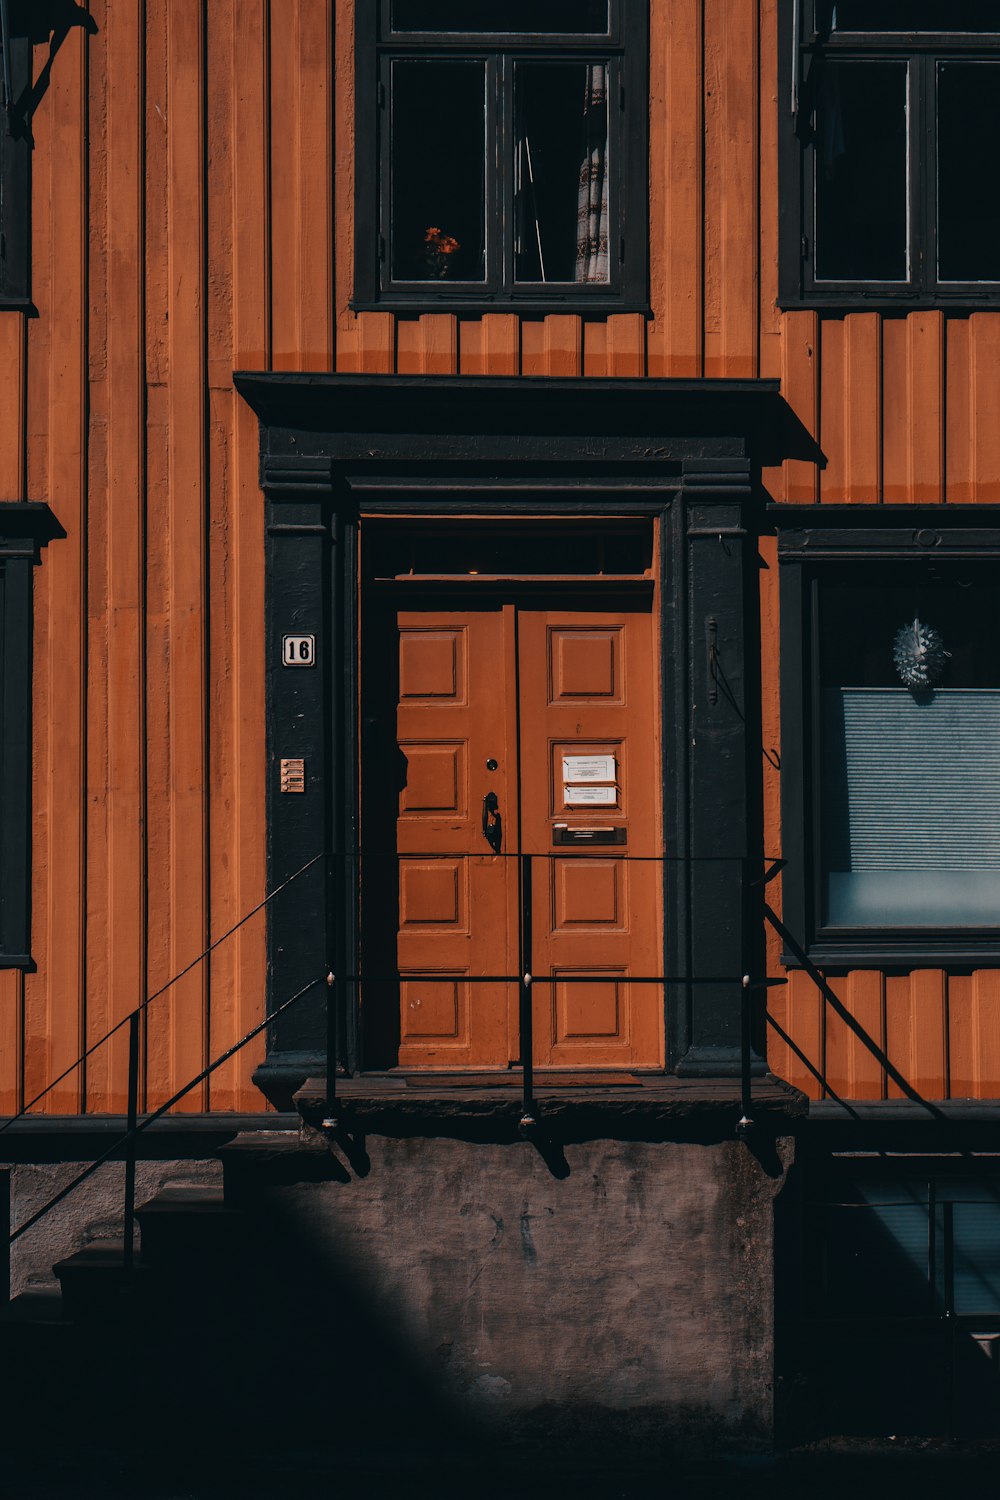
[0,503,61,968]
[0,27,31,307]
[238,373,805,1102]
[775,503,1000,966]
[354,0,649,310]
[778,0,1000,309]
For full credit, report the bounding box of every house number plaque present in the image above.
[282,634,316,667]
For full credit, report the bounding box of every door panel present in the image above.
[517,607,663,1068]
[370,596,662,1071]
[394,609,517,1066]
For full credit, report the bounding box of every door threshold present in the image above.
[373,1070,645,1089]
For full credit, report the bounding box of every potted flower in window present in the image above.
[423,226,460,279]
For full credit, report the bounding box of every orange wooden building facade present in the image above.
[7,0,1000,1118]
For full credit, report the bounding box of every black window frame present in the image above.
[776,506,1000,968]
[353,0,649,313]
[0,504,60,970]
[0,23,31,310]
[778,0,1000,308]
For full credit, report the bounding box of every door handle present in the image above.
[482,791,502,854]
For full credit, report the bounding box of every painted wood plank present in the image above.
[333,0,355,365]
[0,310,25,1112]
[544,315,583,374]
[971,969,1000,1096]
[886,971,946,1100]
[707,0,758,378]
[881,316,908,505]
[772,968,824,1100]
[459,314,518,377]
[520,315,582,378]
[23,19,87,1115]
[945,316,972,504]
[84,0,145,1113]
[758,0,780,345]
[582,320,607,377]
[907,312,944,504]
[270,0,334,370]
[338,312,394,374]
[205,0,269,1111]
[648,0,702,376]
[818,318,846,503]
[780,311,819,503]
[396,314,458,375]
[844,313,881,504]
[826,970,883,1101]
[606,315,646,377]
[947,971,974,1098]
[969,313,1000,503]
[145,0,209,1113]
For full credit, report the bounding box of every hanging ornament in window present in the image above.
[892,616,950,688]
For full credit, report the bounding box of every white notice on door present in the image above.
[564,784,617,806]
[562,754,616,783]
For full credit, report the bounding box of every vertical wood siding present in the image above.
[9,1,999,1113]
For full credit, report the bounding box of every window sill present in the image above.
[783,943,1000,969]
[350,298,654,319]
[293,1072,806,1142]
[777,292,1000,313]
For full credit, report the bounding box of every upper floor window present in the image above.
[0,18,31,308]
[780,2,1000,305]
[353,2,649,310]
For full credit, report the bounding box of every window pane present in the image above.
[391,1,609,33]
[832,2,1000,30]
[953,1203,1000,1315]
[938,64,1000,282]
[514,62,610,284]
[814,61,907,282]
[390,61,486,283]
[821,1181,932,1317]
[819,566,1000,928]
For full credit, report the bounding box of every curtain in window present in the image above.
[575,63,609,283]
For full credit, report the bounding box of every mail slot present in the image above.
[552,823,627,846]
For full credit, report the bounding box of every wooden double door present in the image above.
[362,594,663,1070]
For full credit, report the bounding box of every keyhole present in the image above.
[486,758,498,771]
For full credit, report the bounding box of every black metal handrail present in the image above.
[0,851,327,1137]
[9,848,784,1271]
[327,848,786,1132]
[9,973,327,1251]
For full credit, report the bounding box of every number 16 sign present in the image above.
[282,634,316,667]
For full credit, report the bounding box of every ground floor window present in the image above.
[778,515,1000,966]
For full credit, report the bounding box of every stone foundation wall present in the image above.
[248,1133,794,1450]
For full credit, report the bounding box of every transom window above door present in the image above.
[353,2,649,310]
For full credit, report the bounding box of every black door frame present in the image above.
[234,372,803,1107]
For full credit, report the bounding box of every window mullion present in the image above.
[498,53,513,297]
[917,50,935,296]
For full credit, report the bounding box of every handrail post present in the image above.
[122,1010,139,1272]
[324,968,338,1124]
[519,852,537,1131]
[737,973,754,1138]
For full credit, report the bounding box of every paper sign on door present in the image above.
[563,784,617,806]
[562,754,616,783]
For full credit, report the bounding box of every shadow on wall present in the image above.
[1,1151,491,1471]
